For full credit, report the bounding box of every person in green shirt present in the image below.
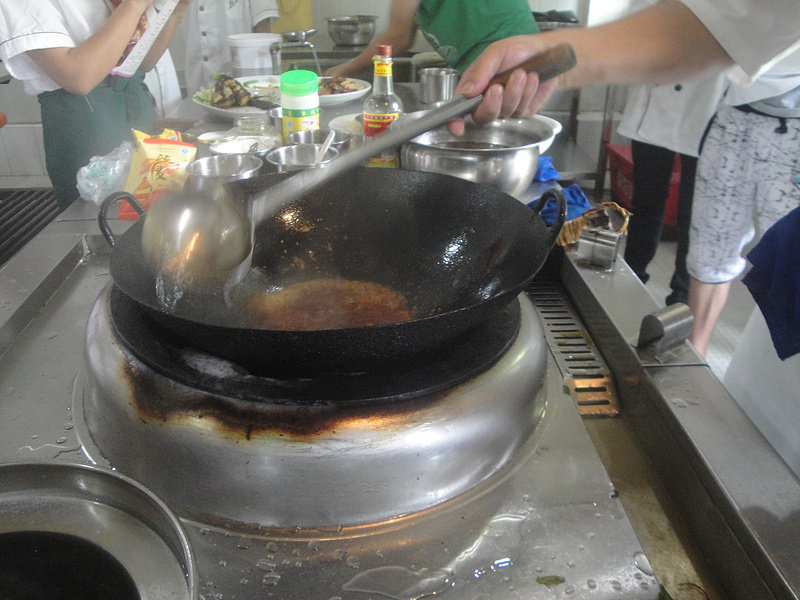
[325,0,539,78]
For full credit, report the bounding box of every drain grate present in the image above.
[528,280,620,417]
[0,188,59,268]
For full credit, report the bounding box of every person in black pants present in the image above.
[624,141,698,305]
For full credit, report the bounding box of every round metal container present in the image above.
[419,67,459,104]
[287,127,352,151]
[209,135,279,158]
[184,154,263,196]
[0,462,197,600]
[265,143,339,171]
[326,15,377,46]
[79,287,548,528]
[400,114,562,198]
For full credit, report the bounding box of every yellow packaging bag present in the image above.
[119,129,197,218]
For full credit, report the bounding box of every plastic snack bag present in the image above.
[119,129,197,218]
[76,141,136,205]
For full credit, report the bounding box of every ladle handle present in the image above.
[250,43,577,226]
[488,43,576,87]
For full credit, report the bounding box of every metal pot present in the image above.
[326,15,377,46]
[400,114,562,198]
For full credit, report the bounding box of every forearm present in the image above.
[140,1,191,72]
[326,28,416,78]
[28,0,153,95]
[551,0,733,89]
[326,0,419,78]
[454,0,734,126]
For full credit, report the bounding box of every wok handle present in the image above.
[530,188,566,250]
[97,191,147,248]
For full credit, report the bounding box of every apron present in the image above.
[38,72,157,210]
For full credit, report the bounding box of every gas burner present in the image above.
[80,284,549,527]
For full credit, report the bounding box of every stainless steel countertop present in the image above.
[2,155,799,599]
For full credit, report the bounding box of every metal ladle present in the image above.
[140,44,577,292]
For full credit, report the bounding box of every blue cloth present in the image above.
[742,205,800,360]
[539,183,592,226]
[535,155,560,182]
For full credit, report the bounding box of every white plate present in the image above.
[192,76,371,120]
[191,97,266,121]
[328,112,364,137]
[236,75,371,106]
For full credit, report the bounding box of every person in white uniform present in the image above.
[619,73,727,306]
[181,0,279,95]
[0,0,190,209]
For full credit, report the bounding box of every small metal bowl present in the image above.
[209,134,280,158]
[265,144,339,172]
[185,154,263,196]
[287,127,352,151]
[400,115,562,198]
[326,15,377,46]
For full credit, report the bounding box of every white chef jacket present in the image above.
[617,74,728,157]
[724,46,800,109]
[0,0,110,95]
[144,49,183,116]
[181,0,279,95]
[678,0,800,83]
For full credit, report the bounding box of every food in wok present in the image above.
[246,278,417,330]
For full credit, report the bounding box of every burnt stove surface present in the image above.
[108,284,521,405]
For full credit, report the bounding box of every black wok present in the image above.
[100,168,565,375]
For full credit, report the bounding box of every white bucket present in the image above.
[228,33,281,75]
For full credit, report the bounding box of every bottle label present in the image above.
[374,62,392,77]
[362,112,399,138]
[282,107,320,142]
[363,112,400,167]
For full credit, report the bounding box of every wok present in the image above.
[100,168,565,375]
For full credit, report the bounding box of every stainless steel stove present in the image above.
[1,202,799,600]
[0,208,660,600]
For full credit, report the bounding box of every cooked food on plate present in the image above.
[318,76,362,95]
[247,278,416,330]
[211,74,250,108]
[194,74,365,110]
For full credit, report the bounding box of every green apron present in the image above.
[38,72,157,210]
[416,0,539,74]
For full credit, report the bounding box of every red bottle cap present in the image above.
[375,44,392,57]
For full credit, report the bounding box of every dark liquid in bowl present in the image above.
[0,531,139,600]
[432,141,511,150]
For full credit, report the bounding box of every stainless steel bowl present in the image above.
[185,154,263,195]
[265,143,339,172]
[326,15,377,46]
[400,114,562,198]
[287,127,352,151]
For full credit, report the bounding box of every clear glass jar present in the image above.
[235,115,267,135]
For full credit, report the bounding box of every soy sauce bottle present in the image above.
[362,44,403,167]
